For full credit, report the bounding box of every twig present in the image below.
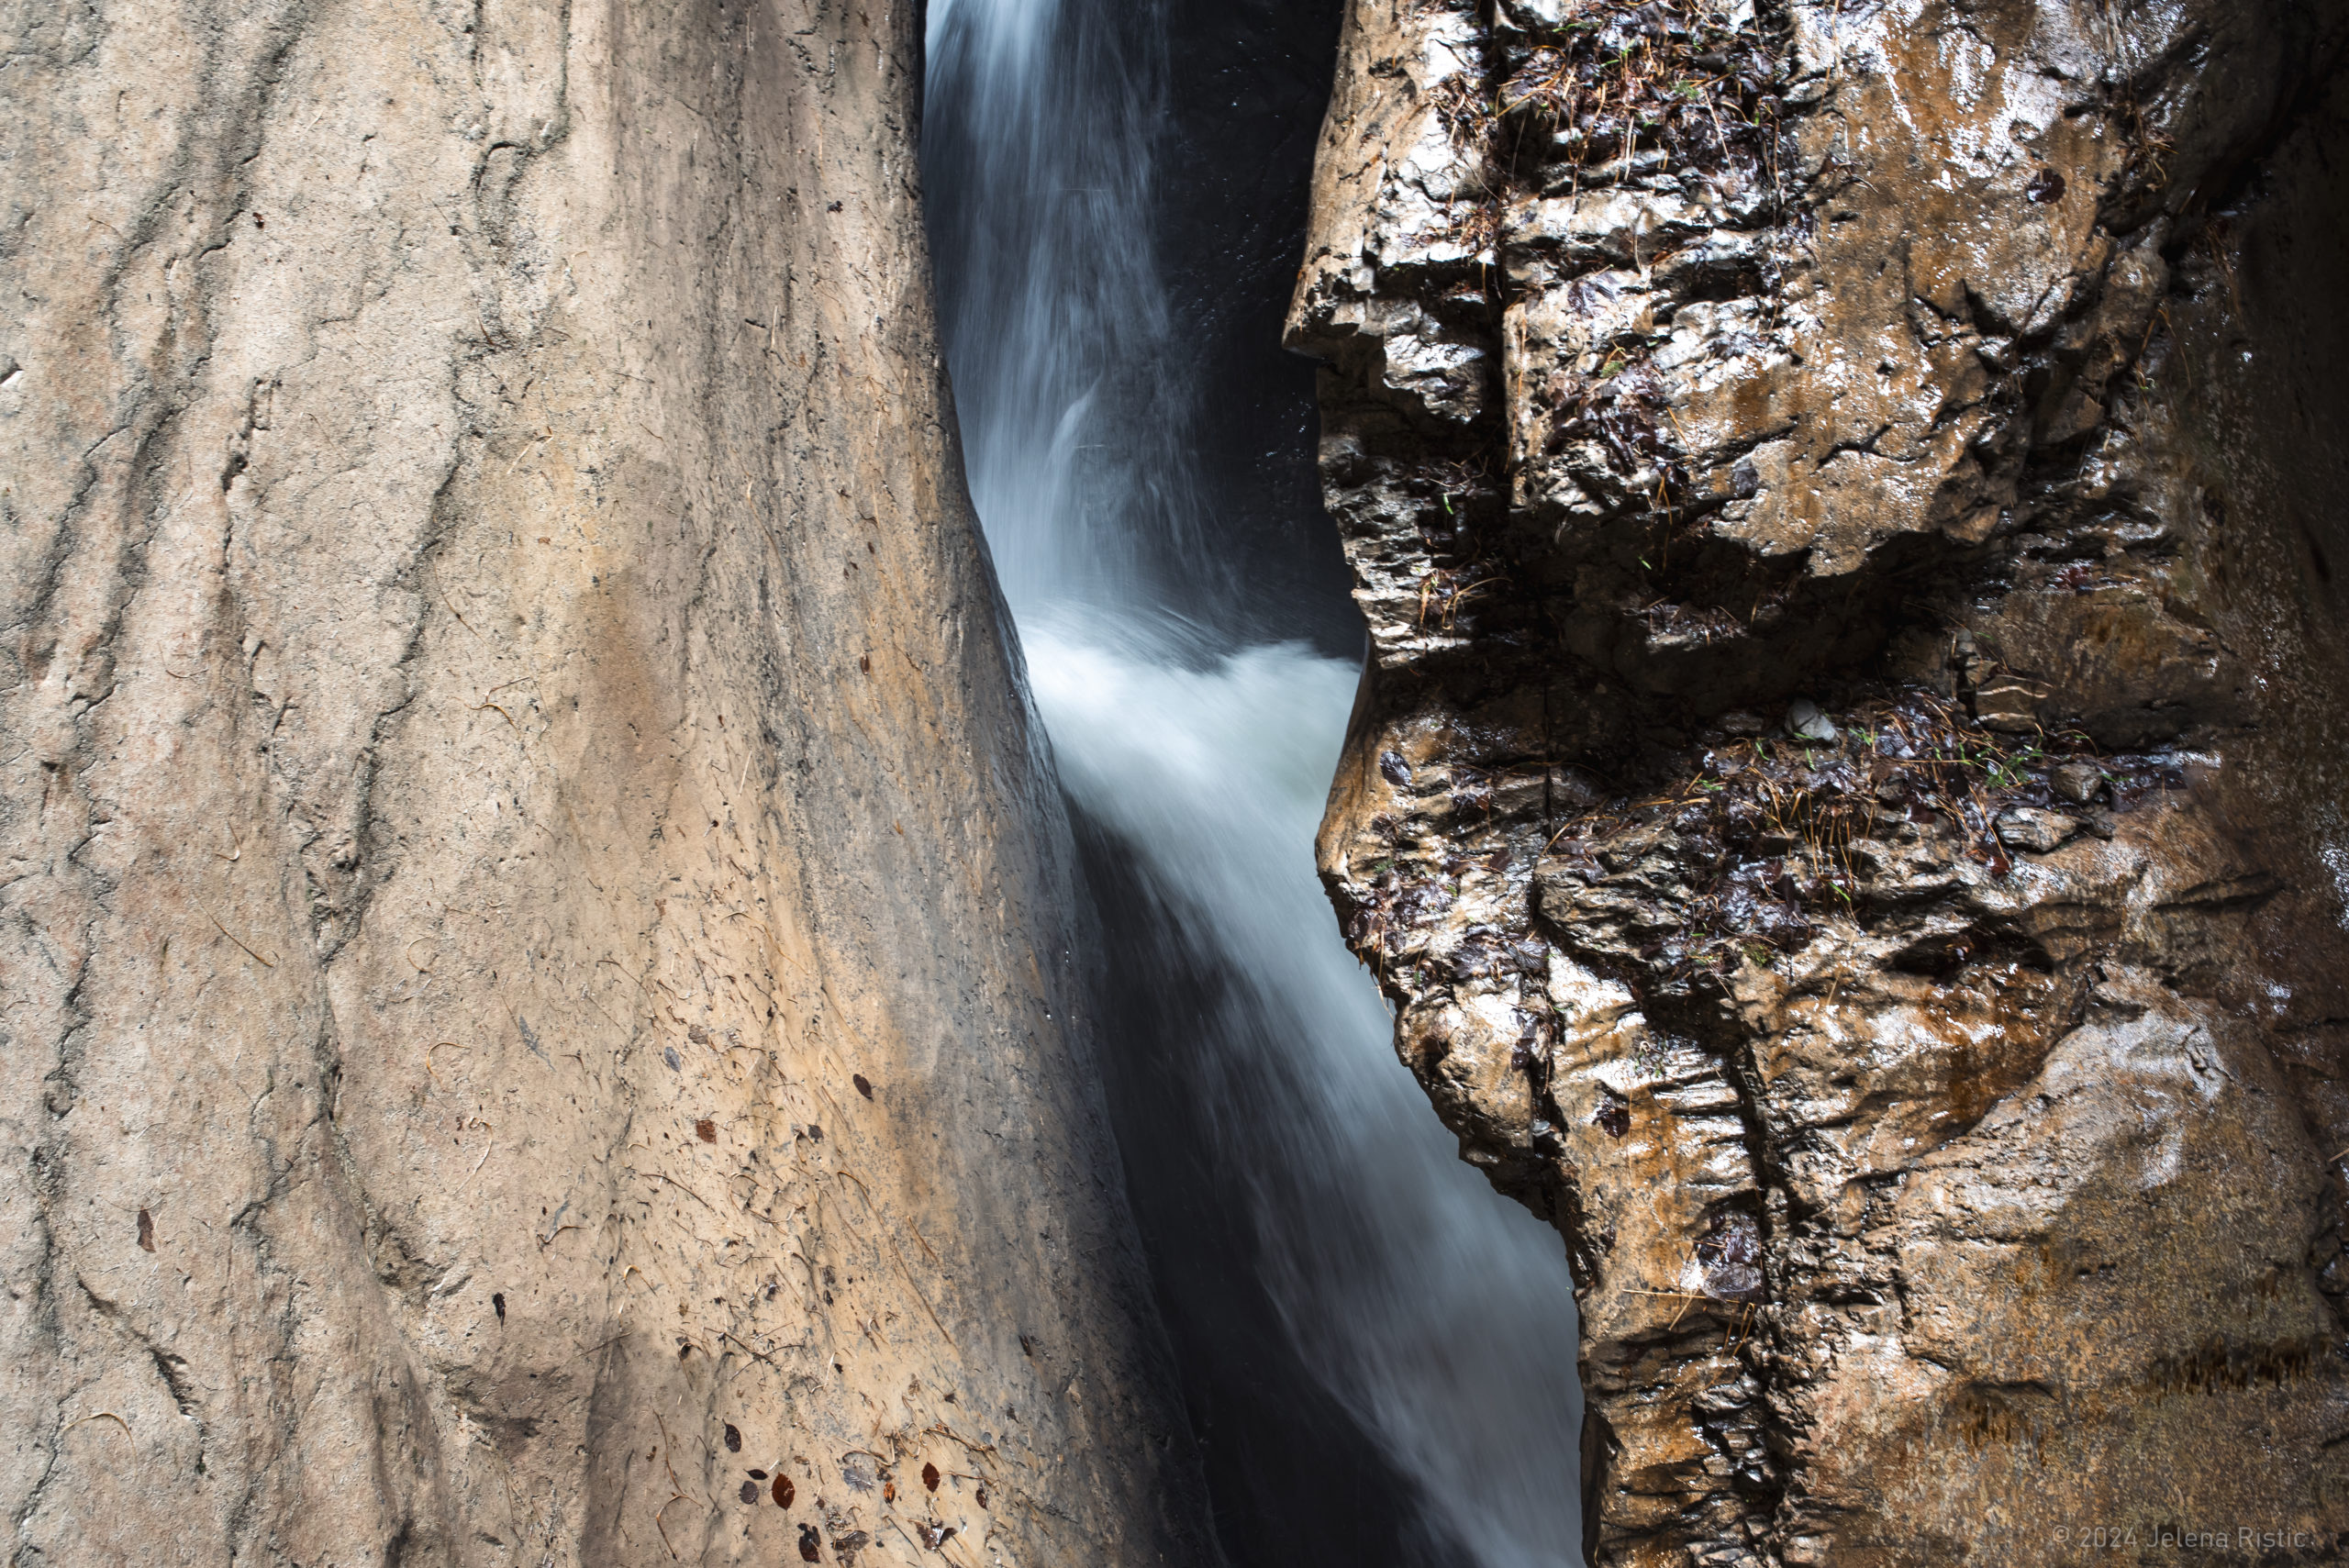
[642,1170,720,1215]
[597,956,652,992]
[568,1330,630,1367]
[652,1492,688,1560]
[923,1420,1000,1460]
[1621,1285,1727,1332]
[835,1172,957,1350]
[426,559,478,638]
[653,1414,685,1489]
[61,1411,135,1455]
[425,1041,468,1086]
[205,909,277,970]
[719,1329,782,1368]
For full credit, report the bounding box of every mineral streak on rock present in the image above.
[0,2,1208,1564]
[1291,2,2349,1562]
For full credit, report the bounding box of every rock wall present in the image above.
[1290,2,2349,1562]
[0,3,1210,1565]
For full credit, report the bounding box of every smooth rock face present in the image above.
[0,4,1208,1565]
[1292,3,2349,1562]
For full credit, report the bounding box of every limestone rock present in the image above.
[1293,2,2349,1562]
[0,3,1208,1564]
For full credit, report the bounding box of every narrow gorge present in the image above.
[4,1,2346,1566]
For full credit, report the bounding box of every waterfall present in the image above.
[923,3,1586,1563]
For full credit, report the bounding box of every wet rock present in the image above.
[1786,699,1837,743]
[2051,762,2105,804]
[1995,807,2079,855]
[1293,0,2349,1562]
[1694,1211,1765,1304]
[1973,677,2044,733]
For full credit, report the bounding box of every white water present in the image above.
[926,3,1585,1562]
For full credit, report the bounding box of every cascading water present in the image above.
[923,3,1586,1562]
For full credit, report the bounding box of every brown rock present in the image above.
[1973,676,2046,734]
[1293,1,2349,1562]
[1993,806,2077,855]
[2050,761,2104,805]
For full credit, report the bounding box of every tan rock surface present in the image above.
[1293,2,2349,1562]
[0,3,1208,1564]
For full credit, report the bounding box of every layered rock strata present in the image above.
[0,4,1207,1565]
[1291,2,2349,1562]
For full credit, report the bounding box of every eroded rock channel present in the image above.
[1291,1,2349,1562]
[9,0,2349,1562]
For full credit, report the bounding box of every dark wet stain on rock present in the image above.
[1593,1094,1631,1140]
[1695,1210,1765,1303]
